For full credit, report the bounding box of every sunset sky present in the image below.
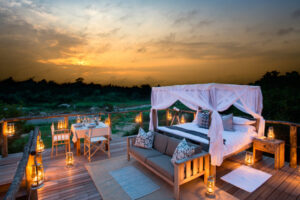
[0,0,300,86]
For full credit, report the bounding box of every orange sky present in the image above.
[0,0,300,86]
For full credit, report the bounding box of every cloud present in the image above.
[291,8,300,19]
[277,27,296,36]
[173,10,198,25]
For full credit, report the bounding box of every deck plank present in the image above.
[0,137,299,200]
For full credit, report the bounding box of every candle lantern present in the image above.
[167,111,172,121]
[245,151,254,166]
[36,136,45,153]
[267,126,275,140]
[6,123,15,137]
[105,117,111,127]
[31,163,44,189]
[57,120,65,129]
[66,152,74,168]
[206,176,215,198]
[76,116,81,123]
[180,115,185,124]
[135,114,142,124]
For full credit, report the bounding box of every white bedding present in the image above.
[157,123,257,157]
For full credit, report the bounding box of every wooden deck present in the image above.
[0,136,299,200]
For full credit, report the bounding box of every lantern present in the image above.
[245,151,254,166]
[31,163,44,189]
[135,114,142,124]
[206,176,215,198]
[66,152,74,168]
[105,117,111,127]
[57,120,65,129]
[6,123,15,137]
[167,111,172,121]
[76,116,81,123]
[36,137,45,153]
[267,126,275,140]
[180,115,185,124]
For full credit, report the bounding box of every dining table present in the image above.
[71,122,111,156]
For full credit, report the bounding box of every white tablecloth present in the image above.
[71,122,111,143]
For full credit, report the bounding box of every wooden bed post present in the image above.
[210,165,216,177]
[290,125,297,168]
[152,109,158,132]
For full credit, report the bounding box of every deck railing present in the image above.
[1,109,299,168]
[4,127,41,200]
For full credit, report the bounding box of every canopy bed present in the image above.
[149,83,265,175]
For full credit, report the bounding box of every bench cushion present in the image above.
[146,155,174,181]
[130,146,162,162]
[165,137,181,157]
[153,133,169,154]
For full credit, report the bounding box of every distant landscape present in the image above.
[0,70,299,154]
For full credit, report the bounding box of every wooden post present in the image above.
[290,125,297,168]
[2,121,8,157]
[166,109,169,126]
[139,112,143,128]
[64,116,68,129]
[152,109,158,131]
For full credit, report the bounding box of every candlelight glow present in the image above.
[167,111,172,121]
[66,152,74,167]
[245,152,254,166]
[6,123,15,137]
[105,117,111,127]
[31,163,44,189]
[180,115,185,124]
[206,176,215,198]
[58,120,65,129]
[135,114,142,124]
[268,127,275,140]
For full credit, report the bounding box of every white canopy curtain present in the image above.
[149,83,265,166]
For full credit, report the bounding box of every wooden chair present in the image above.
[51,123,71,157]
[84,128,110,162]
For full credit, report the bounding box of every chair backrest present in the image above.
[88,128,93,138]
[51,123,55,136]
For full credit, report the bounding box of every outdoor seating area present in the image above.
[0,84,299,200]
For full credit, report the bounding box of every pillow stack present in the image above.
[134,128,154,149]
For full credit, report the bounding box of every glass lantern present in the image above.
[37,137,45,153]
[267,126,275,140]
[6,123,15,137]
[206,176,215,198]
[76,115,81,123]
[57,120,65,129]
[245,151,254,166]
[167,111,172,121]
[105,118,111,127]
[180,115,185,124]
[135,114,142,123]
[66,152,74,168]
[31,163,44,189]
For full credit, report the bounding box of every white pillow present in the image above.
[233,116,256,125]
[171,139,195,164]
[134,128,154,149]
[233,124,256,132]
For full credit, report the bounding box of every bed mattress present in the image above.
[157,123,257,157]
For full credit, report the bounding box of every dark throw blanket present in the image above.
[165,126,226,151]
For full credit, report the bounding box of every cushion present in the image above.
[134,128,154,149]
[233,116,256,125]
[222,113,233,131]
[171,139,195,164]
[153,133,169,154]
[197,110,211,129]
[165,137,181,157]
[53,134,69,142]
[130,146,162,162]
[146,155,174,181]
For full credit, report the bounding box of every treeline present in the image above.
[252,71,300,123]
[0,71,299,122]
[0,77,151,106]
